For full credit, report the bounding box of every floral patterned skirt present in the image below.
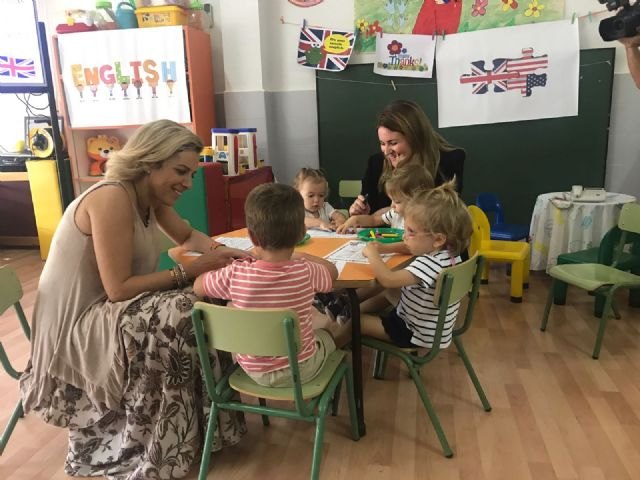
[21,289,246,479]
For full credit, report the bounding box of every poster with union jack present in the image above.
[436,20,578,127]
[0,0,45,89]
[297,25,356,71]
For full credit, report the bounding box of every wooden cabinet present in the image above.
[52,26,215,196]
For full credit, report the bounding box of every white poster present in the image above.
[0,0,45,89]
[374,33,436,79]
[58,27,191,128]
[436,20,579,128]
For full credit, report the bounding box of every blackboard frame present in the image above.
[316,48,615,224]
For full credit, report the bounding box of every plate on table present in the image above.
[297,233,311,245]
[358,228,404,243]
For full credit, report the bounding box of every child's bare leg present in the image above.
[312,310,352,348]
[357,285,384,302]
[360,291,392,314]
[361,313,393,342]
[383,288,401,307]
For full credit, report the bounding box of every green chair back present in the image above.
[618,202,640,234]
[0,266,23,316]
[194,303,301,357]
[338,180,362,199]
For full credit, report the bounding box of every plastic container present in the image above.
[137,0,189,7]
[115,2,138,28]
[95,0,118,29]
[135,5,188,27]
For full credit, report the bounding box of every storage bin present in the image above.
[137,0,189,7]
[135,5,188,28]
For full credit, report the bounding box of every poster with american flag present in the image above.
[0,0,45,89]
[436,20,578,127]
[297,25,356,71]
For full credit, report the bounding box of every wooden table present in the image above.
[171,228,410,437]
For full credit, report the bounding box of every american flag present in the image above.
[297,26,355,72]
[0,56,36,79]
[459,48,548,97]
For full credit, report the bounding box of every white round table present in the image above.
[529,192,637,272]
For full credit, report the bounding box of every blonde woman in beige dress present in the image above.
[20,119,248,479]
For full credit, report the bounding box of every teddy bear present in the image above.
[87,135,121,176]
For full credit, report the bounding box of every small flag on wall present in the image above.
[374,33,436,78]
[297,25,356,71]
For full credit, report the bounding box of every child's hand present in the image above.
[362,242,381,259]
[319,221,333,231]
[336,217,356,234]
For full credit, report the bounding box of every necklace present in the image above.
[132,182,151,228]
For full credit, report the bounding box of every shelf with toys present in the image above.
[51,25,214,196]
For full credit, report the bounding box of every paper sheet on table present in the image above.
[216,237,254,251]
[306,228,357,238]
[324,241,394,264]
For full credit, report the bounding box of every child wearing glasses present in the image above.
[360,180,472,348]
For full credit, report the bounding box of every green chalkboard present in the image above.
[317,48,615,225]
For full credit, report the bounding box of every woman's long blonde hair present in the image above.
[105,119,203,181]
[377,100,460,190]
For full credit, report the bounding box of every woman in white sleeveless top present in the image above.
[20,120,248,479]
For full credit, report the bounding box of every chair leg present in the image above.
[331,381,342,416]
[553,280,569,306]
[592,291,615,360]
[510,260,524,303]
[407,362,453,458]
[453,337,491,412]
[540,280,556,331]
[344,366,360,441]
[523,254,530,289]
[311,406,329,480]
[481,260,490,284]
[199,403,219,480]
[0,401,23,455]
[373,350,388,379]
[258,398,270,426]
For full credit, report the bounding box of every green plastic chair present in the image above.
[554,226,640,316]
[361,254,491,458]
[191,303,360,480]
[338,180,362,217]
[0,266,31,455]
[541,202,640,359]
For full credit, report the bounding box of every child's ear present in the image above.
[433,233,447,250]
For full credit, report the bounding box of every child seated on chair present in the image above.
[360,180,473,349]
[194,183,351,387]
[335,164,434,250]
[294,167,347,231]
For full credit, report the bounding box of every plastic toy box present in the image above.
[135,5,188,28]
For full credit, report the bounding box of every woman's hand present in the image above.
[185,246,250,278]
[349,195,370,216]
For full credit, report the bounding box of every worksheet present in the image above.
[307,228,357,238]
[324,241,393,265]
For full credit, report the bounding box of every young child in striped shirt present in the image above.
[194,183,350,387]
[360,180,473,349]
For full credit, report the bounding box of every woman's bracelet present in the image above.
[170,264,190,289]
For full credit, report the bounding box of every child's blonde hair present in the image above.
[385,163,435,200]
[293,167,328,192]
[404,179,472,255]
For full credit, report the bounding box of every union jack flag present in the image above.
[297,26,355,72]
[0,56,36,79]
[459,48,548,97]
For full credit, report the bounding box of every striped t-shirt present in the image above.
[381,208,405,229]
[396,250,460,348]
[201,257,333,373]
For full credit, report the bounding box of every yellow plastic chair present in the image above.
[541,202,640,359]
[468,205,530,302]
[362,254,491,458]
[191,303,360,480]
[0,266,31,455]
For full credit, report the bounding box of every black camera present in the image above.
[599,0,640,41]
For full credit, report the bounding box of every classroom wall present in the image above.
[2,1,637,202]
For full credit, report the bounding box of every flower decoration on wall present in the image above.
[525,0,545,17]
[501,0,519,11]
[367,20,383,36]
[357,18,369,32]
[472,0,488,16]
[387,40,404,55]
